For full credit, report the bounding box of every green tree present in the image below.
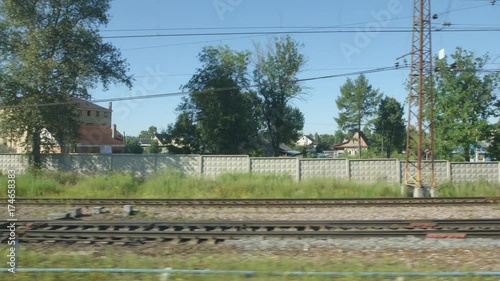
[0,0,132,168]
[177,45,259,154]
[486,124,500,161]
[165,112,201,154]
[335,74,382,158]
[139,126,158,140]
[372,97,406,158]
[148,139,160,154]
[333,130,347,144]
[254,36,306,156]
[313,132,320,143]
[318,134,337,145]
[433,48,500,161]
[124,137,143,154]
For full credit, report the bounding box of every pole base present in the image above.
[403,185,433,198]
[429,188,439,198]
[413,187,424,198]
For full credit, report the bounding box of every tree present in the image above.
[165,112,202,154]
[433,48,500,161]
[0,0,132,168]
[486,124,500,161]
[254,36,306,156]
[333,130,347,145]
[372,97,406,158]
[335,74,382,158]
[139,126,158,140]
[176,45,259,154]
[148,139,160,154]
[124,137,143,154]
[313,132,320,143]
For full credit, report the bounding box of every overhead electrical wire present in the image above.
[0,66,406,109]
[2,63,498,109]
[102,28,500,39]
[132,66,401,78]
[1,3,497,110]
[102,3,492,34]
[114,3,495,51]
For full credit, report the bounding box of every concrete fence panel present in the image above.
[434,161,449,183]
[201,155,250,177]
[350,159,399,183]
[156,155,200,175]
[111,154,156,175]
[250,158,298,179]
[0,154,28,174]
[399,160,449,184]
[299,159,348,180]
[1,154,499,184]
[47,154,112,174]
[450,162,500,183]
[40,154,62,171]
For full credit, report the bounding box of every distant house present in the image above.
[0,97,124,153]
[139,133,170,153]
[75,124,125,154]
[296,135,317,147]
[331,131,369,158]
[73,97,113,127]
[279,144,303,157]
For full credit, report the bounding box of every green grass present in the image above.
[0,171,499,198]
[0,247,497,281]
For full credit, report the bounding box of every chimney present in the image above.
[108,102,112,111]
[112,124,116,139]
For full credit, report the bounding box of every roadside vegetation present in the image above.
[0,247,497,281]
[0,171,498,198]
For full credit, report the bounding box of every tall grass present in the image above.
[0,171,498,198]
[0,247,495,281]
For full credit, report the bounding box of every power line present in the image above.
[132,66,402,78]
[3,64,497,109]
[101,3,492,34]
[103,28,500,39]
[103,3,492,51]
[0,66,403,109]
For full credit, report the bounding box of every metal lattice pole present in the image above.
[404,0,436,197]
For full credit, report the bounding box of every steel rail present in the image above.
[1,197,499,207]
[2,219,499,244]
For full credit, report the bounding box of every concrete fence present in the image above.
[1,154,499,183]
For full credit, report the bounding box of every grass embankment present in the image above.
[0,247,497,281]
[0,171,499,198]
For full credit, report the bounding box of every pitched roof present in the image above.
[71,97,110,112]
[154,133,170,145]
[304,135,315,141]
[298,135,317,144]
[139,134,170,146]
[77,125,124,147]
[332,131,369,149]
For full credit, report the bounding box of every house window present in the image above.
[87,110,91,116]
[96,111,100,117]
[104,112,108,118]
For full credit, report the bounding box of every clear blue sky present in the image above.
[91,0,500,137]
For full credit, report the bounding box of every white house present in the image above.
[296,135,317,147]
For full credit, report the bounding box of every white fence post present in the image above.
[297,158,301,181]
[346,159,351,180]
[447,161,452,182]
[159,267,172,281]
[395,158,401,184]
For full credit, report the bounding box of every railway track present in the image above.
[2,219,500,244]
[2,197,499,207]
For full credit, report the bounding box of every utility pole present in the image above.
[404,0,437,197]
